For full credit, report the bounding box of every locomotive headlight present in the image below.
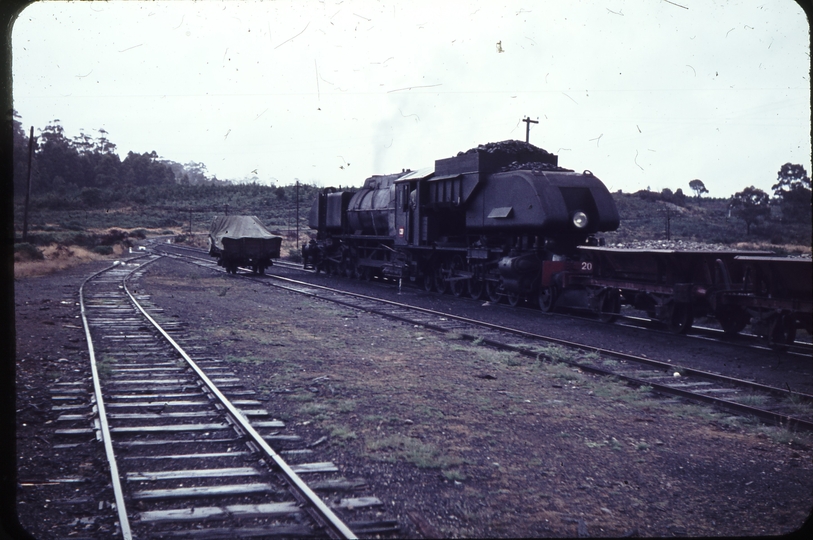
[572,211,589,229]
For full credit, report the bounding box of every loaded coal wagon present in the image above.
[208,215,282,275]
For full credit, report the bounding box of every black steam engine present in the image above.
[303,139,811,348]
[303,140,620,306]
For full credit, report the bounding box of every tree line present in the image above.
[13,114,810,237]
[635,168,810,237]
[11,114,228,205]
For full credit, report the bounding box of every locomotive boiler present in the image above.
[304,140,620,305]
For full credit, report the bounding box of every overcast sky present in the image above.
[11,0,811,197]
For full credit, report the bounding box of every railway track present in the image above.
[264,256,813,356]
[69,255,397,538]
[162,243,813,357]
[156,243,813,432]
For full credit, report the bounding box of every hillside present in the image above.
[603,193,810,254]
[12,185,811,278]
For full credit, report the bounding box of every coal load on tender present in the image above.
[208,215,282,275]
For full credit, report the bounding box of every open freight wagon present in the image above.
[208,215,282,275]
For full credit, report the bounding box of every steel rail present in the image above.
[122,256,357,540]
[174,247,813,354]
[80,260,150,540]
[260,274,813,430]
[249,267,813,400]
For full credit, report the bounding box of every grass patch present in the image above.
[329,425,357,441]
[532,344,577,363]
[442,469,467,481]
[224,354,264,365]
[734,394,769,407]
[95,355,116,380]
[299,402,330,418]
[782,393,813,416]
[365,434,463,469]
[544,362,585,383]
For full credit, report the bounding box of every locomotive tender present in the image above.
[304,140,620,306]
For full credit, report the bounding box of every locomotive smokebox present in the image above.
[467,170,619,236]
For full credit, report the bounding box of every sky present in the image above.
[10,0,812,197]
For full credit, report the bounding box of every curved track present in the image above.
[77,255,396,538]
[157,243,813,432]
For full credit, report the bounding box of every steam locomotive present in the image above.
[303,140,619,306]
[303,139,811,347]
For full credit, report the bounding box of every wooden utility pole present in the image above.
[22,126,35,243]
[295,180,300,247]
[522,116,538,143]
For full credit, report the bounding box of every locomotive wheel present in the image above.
[351,261,363,279]
[666,302,693,334]
[450,279,466,297]
[538,287,556,312]
[768,313,797,349]
[449,256,466,297]
[468,279,485,300]
[598,290,620,323]
[486,281,501,303]
[362,267,374,281]
[717,307,750,335]
[434,266,449,294]
[423,273,435,292]
[507,292,521,307]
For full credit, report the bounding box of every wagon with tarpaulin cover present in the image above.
[208,215,282,275]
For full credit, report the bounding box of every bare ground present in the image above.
[13,255,813,538]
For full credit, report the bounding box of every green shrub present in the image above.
[61,221,84,231]
[14,243,44,261]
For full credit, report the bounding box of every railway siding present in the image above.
[15,251,813,538]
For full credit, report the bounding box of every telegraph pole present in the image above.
[522,116,538,143]
[22,126,35,243]
[295,180,300,248]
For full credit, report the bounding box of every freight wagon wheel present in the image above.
[768,312,796,349]
[666,302,693,334]
[507,292,521,307]
[468,279,485,300]
[598,290,621,323]
[716,307,750,335]
[537,287,557,312]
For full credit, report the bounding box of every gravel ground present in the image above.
[13,255,813,538]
